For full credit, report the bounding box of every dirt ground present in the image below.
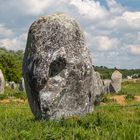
[110,95,127,106]
[110,95,140,106]
[0,99,27,104]
[135,96,140,101]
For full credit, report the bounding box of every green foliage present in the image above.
[101,95,114,103]
[0,48,24,83]
[93,65,140,79]
[93,65,114,79]
[0,94,7,100]
[125,94,135,100]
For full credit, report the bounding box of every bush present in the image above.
[13,92,27,100]
[117,90,128,95]
[101,95,114,103]
[0,94,7,100]
[0,48,24,83]
[125,94,135,100]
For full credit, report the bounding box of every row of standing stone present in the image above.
[93,70,122,105]
[103,70,122,94]
[0,69,25,94]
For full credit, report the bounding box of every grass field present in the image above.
[121,80,140,96]
[0,80,140,140]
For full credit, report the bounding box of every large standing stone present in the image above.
[0,69,5,94]
[111,70,122,93]
[18,77,25,91]
[23,13,96,120]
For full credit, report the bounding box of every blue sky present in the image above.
[0,0,140,69]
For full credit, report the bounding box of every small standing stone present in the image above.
[9,81,17,89]
[0,69,5,94]
[93,72,104,105]
[103,79,112,94]
[111,70,122,93]
[18,77,25,91]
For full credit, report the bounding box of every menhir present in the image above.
[23,13,97,120]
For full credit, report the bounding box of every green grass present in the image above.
[0,87,27,100]
[120,81,140,96]
[0,80,140,140]
[0,103,140,140]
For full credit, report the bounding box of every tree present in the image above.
[0,48,24,83]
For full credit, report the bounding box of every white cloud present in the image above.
[70,0,108,20]
[93,36,118,51]
[0,24,14,38]
[9,0,69,16]
[128,45,140,55]
[107,0,124,14]
[123,12,140,29]
[85,31,119,51]
[0,0,140,68]
[92,36,119,51]
[0,33,27,50]
[20,0,53,15]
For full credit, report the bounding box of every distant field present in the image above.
[0,81,140,140]
[121,79,140,96]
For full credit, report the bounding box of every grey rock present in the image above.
[103,79,112,94]
[23,13,96,120]
[93,72,103,105]
[95,72,104,94]
[111,70,122,93]
[0,69,5,94]
[9,81,17,89]
[18,77,25,91]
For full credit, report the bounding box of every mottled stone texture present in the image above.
[0,69,5,94]
[18,77,25,91]
[93,72,104,105]
[103,79,112,94]
[103,70,122,94]
[23,13,96,120]
[111,70,122,93]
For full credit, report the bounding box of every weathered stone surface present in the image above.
[23,13,96,120]
[95,72,104,94]
[18,77,25,91]
[103,79,112,94]
[0,69,5,94]
[9,81,17,89]
[93,72,103,105]
[111,70,122,93]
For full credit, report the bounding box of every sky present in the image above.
[0,0,140,69]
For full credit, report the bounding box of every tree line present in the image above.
[0,47,140,83]
[93,65,140,79]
